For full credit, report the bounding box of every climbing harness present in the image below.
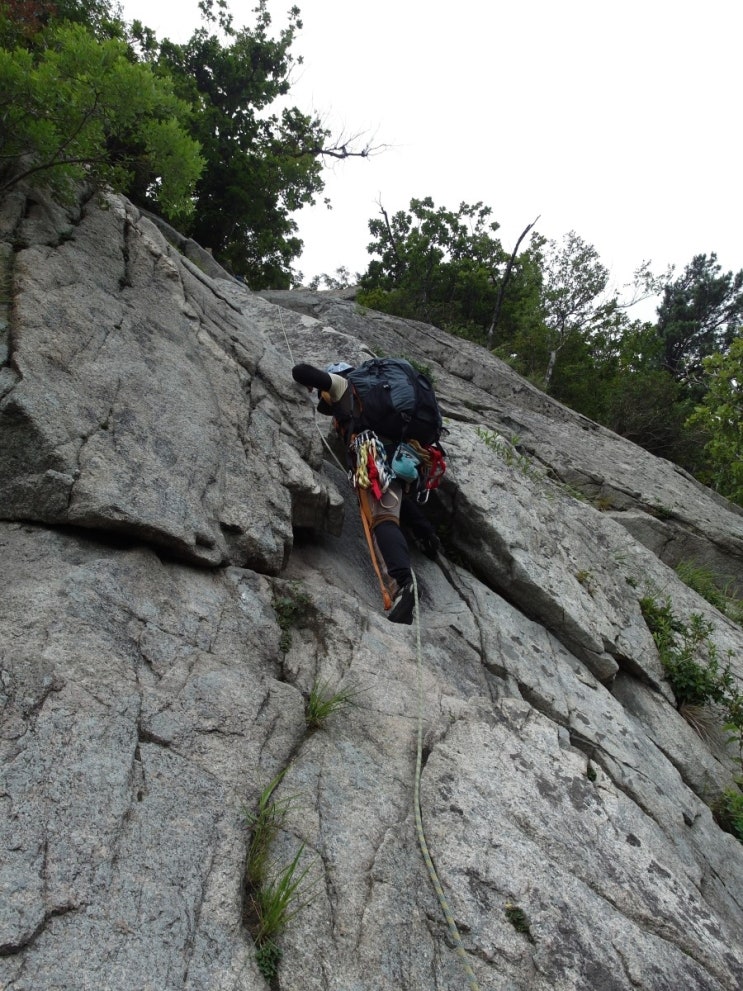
[411,572,482,991]
[349,431,401,611]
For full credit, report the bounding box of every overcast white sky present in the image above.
[121,0,742,308]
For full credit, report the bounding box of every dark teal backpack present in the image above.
[346,358,443,446]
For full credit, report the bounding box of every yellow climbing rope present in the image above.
[411,572,482,991]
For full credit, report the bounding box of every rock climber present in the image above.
[292,361,440,625]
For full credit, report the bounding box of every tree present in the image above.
[596,255,743,473]
[686,335,743,505]
[358,196,541,341]
[2,1,374,287]
[142,0,372,287]
[0,18,203,220]
[537,231,620,391]
[656,253,743,383]
[0,1,128,46]
[486,215,540,345]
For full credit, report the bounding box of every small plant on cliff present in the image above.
[245,772,292,887]
[504,902,534,942]
[305,678,360,730]
[575,569,595,594]
[272,582,313,653]
[715,783,743,843]
[675,559,743,626]
[405,356,435,383]
[252,843,313,948]
[640,593,743,844]
[639,595,735,710]
[250,846,314,982]
[476,427,536,478]
[243,772,315,982]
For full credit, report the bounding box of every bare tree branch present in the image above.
[287,128,387,161]
[375,198,405,277]
[0,154,109,193]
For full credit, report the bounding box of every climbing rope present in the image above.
[277,306,297,367]
[277,311,478,985]
[277,306,346,473]
[411,572,482,991]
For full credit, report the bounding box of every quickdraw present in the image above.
[423,443,447,490]
[350,430,394,500]
[408,440,447,503]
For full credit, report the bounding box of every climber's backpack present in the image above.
[345,358,443,447]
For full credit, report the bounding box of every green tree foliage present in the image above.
[0,14,203,219]
[597,256,743,469]
[0,0,121,45]
[502,231,633,420]
[143,0,333,287]
[536,231,620,391]
[359,196,541,341]
[686,335,743,504]
[656,253,743,383]
[593,321,693,463]
[545,311,706,473]
[2,1,371,288]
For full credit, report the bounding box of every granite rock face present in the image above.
[1,186,742,991]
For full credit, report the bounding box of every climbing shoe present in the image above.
[292,363,332,393]
[388,582,415,625]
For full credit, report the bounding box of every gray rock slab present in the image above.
[2,187,743,991]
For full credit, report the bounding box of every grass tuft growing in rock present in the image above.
[715,784,743,843]
[675,559,743,625]
[243,772,315,982]
[305,678,360,730]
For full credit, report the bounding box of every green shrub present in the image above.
[272,583,312,653]
[640,596,733,708]
[640,593,743,846]
[715,785,743,843]
[255,940,282,983]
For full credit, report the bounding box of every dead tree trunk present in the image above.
[486,215,540,347]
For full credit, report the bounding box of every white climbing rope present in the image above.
[411,571,482,991]
[278,306,347,473]
[277,311,479,985]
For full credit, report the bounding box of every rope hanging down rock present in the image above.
[411,572,482,991]
[278,309,479,985]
